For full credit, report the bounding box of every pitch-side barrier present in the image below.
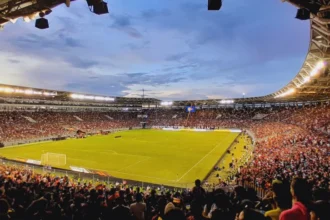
[152,126,241,133]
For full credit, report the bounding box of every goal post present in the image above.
[41,152,66,166]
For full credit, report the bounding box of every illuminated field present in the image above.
[0,130,238,187]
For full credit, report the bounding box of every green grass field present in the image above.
[0,130,238,187]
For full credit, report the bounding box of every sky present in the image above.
[0,0,310,100]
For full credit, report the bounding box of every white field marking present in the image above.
[116,157,150,172]
[82,166,176,182]
[176,136,231,182]
[75,149,118,155]
[73,149,150,158]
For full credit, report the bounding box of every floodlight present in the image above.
[28,13,39,20]
[33,91,42,95]
[35,18,49,29]
[304,76,311,83]
[105,97,115,101]
[219,99,234,104]
[87,0,97,6]
[296,8,310,20]
[4,88,14,93]
[161,101,173,106]
[70,93,114,101]
[287,88,295,94]
[316,61,325,70]
[208,0,222,10]
[310,69,318,76]
[93,1,109,15]
[24,90,33,95]
[10,18,17,24]
[23,17,31,22]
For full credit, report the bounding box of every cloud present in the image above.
[13,32,84,52]
[110,14,143,38]
[0,0,309,100]
[7,59,20,64]
[141,8,171,20]
[124,72,148,78]
[123,40,150,50]
[114,72,187,86]
[112,14,131,27]
[165,52,189,61]
[66,57,99,69]
[161,64,197,73]
[58,34,84,48]
[65,81,127,96]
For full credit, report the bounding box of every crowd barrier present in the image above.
[240,180,268,199]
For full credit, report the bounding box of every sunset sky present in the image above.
[0,0,309,100]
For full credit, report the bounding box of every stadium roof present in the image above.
[0,0,66,27]
[0,83,160,105]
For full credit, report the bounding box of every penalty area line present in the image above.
[76,149,150,158]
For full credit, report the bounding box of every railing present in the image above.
[240,180,269,199]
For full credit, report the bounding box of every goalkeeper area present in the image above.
[0,130,239,187]
[41,152,67,166]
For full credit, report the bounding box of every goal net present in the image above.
[41,152,66,166]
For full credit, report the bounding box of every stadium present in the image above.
[0,0,330,220]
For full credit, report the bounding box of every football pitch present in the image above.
[0,130,238,187]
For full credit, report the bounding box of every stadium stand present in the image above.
[1,0,330,218]
[0,111,139,145]
[0,102,329,220]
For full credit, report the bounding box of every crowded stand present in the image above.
[0,103,329,219]
[0,111,139,144]
[0,164,329,220]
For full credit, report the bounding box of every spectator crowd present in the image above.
[0,103,329,219]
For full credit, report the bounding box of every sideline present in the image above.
[176,135,231,182]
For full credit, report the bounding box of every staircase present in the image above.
[104,115,113,120]
[22,116,37,123]
[73,116,83,121]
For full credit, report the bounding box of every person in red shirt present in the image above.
[280,177,311,220]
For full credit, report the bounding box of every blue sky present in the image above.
[0,0,309,100]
